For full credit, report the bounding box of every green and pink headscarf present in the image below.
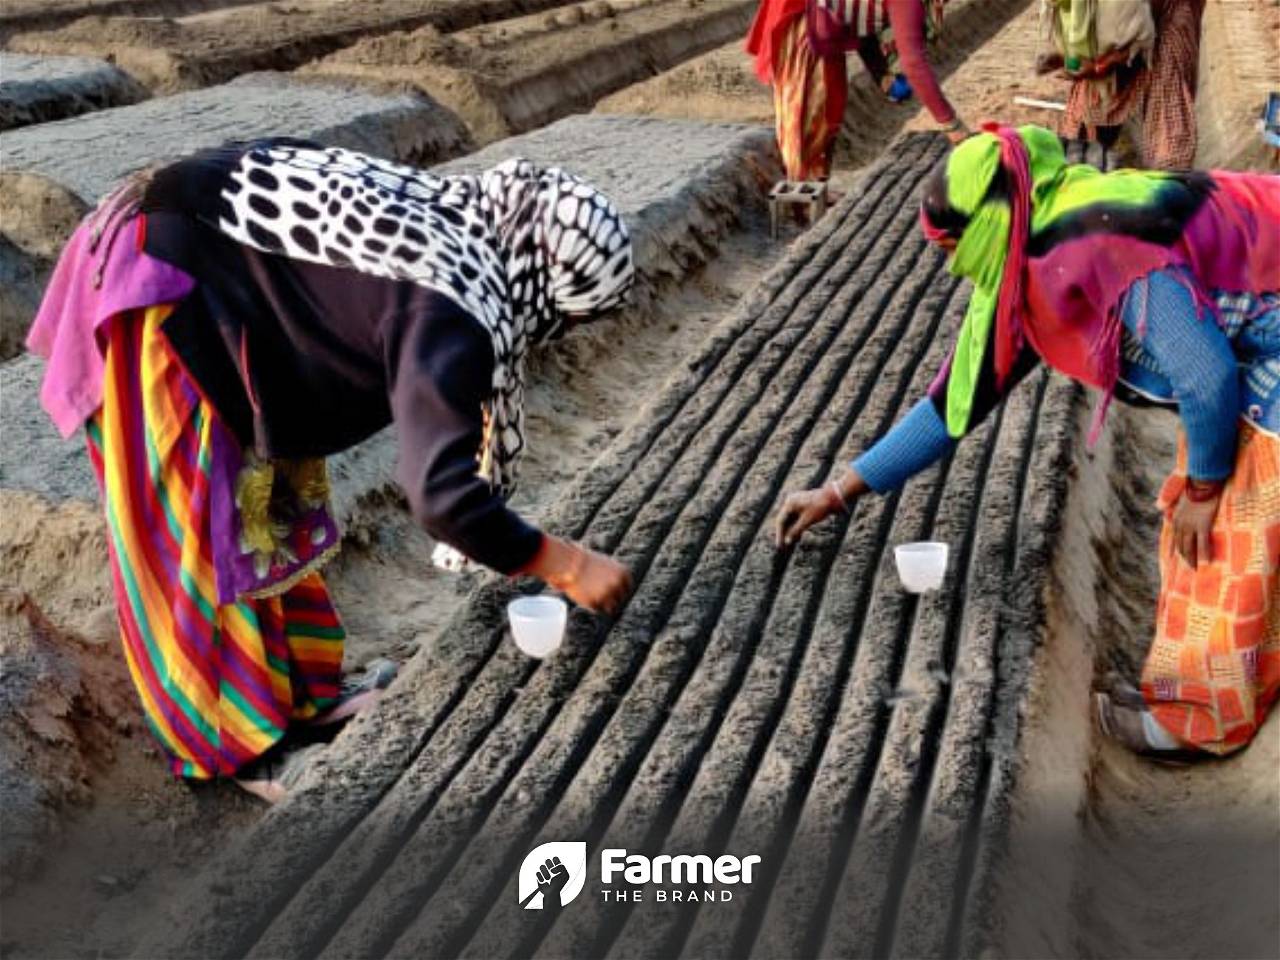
[919,123,1279,442]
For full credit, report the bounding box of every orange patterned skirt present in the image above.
[771,16,849,182]
[1143,422,1280,754]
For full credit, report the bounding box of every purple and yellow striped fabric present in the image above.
[87,304,344,779]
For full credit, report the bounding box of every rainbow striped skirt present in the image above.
[86,304,345,779]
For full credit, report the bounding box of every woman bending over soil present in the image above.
[28,139,635,799]
[777,124,1280,760]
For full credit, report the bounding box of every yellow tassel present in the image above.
[276,458,331,508]
[235,456,277,556]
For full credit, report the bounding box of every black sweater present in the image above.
[138,153,542,574]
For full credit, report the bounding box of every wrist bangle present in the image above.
[828,480,850,514]
[1184,478,1225,502]
[562,544,586,587]
[546,539,587,590]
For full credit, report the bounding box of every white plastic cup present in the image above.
[508,596,568,659]
[894,542,949,593]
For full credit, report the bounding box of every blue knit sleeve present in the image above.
[1122,270,1239,481]
[853,397,955,493]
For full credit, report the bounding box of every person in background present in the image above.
[27,139,635,800]
[746,0,968,185]
[775,124,1280,760]
[1051,0,1206,169]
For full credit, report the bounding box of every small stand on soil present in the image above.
[769,180,828,238]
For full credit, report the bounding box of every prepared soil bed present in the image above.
[0,0,261,42]
[132,133,1082,960]
[306,0,758,145]
[5,0,583,94]
[0,52,147,131]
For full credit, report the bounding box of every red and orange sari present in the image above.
[747,0,849,181]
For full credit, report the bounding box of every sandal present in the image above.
[303,658,398,728]
[234,742,325,804]
[1101,671,1147,709]
[1093,692,1201,765]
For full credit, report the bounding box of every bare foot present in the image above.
[233,743,325,804]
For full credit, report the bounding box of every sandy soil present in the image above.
[999,401,1279,960]
[6,0,583,92]
[0,0,261,43]
[306,0,756,144]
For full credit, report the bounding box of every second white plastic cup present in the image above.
[508,596,568,658]
[894,542,949,593]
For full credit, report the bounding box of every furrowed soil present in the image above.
[2,1,1277,958]
[0,0,262,43]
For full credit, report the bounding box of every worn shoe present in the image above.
[1093,692,1201,765]
[305,657,399,728]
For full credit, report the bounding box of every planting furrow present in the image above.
[819,385,1034,960]
[322,146,946,960]
[679,287,994,960]
[7,0,583,94]
[878,370,1049,959]
[578,265,960,960]
[468,175,950,960]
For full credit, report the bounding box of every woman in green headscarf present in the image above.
[775,123,1280,759]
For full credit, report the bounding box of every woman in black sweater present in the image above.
[30,139,635,797]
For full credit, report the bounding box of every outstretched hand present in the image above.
[775,471,868,548]
[565,548,632,615]
[526,536,633,615]
[775,488,839,548]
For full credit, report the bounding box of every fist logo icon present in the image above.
[518,841,587,910]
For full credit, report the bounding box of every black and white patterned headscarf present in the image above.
[213,142,635,502]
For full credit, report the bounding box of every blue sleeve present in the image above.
[853,398,955,493]
[1122,271,1239,481]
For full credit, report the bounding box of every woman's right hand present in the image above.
[944,119,971,145]
[774,488,839,548]
[775,470,867,548]
[563,548,633,615]
[528,536,633,615]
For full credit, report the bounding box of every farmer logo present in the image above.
[519,841,588,910]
